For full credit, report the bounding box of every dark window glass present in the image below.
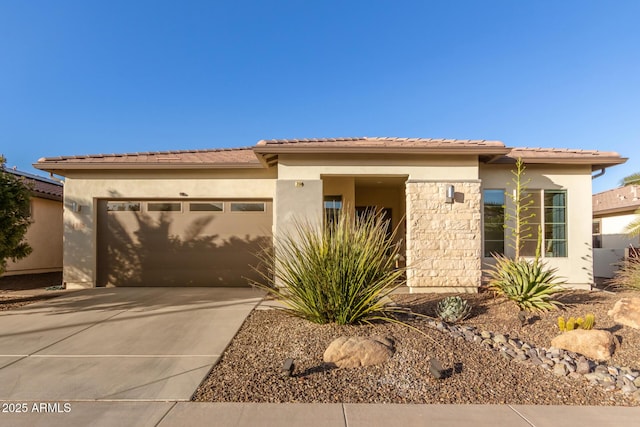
[148,202,181,212]
[483,189,505,257]
[230,202,265,212]
[107,202,141,212]
[190,202,223,212]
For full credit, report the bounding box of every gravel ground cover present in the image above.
[193,288,639,405]
[0,272,64,310]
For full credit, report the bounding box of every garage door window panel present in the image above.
[107,202,141,212]
[148,202,182,212]
[230,202,266,212]
[190,202,224,212]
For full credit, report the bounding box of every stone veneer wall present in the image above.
[406,180,482,292]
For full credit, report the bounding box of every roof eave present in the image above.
[33,162,266,172]
[489,156,628,170]
[594,206,640,217]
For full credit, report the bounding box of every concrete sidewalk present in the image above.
[0,402,638,426]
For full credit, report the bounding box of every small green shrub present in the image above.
[609,258,640,291]
[253,208,405,325]
[557,313,595,331]
[436,296,472,323]
[486,255,565,313]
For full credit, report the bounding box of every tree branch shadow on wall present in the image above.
[102,211,270,287]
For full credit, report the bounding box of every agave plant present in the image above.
[253,207,405,325]
[436,296,471,323]
[486,255,565,313]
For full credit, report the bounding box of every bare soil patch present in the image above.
[193,289,639,405]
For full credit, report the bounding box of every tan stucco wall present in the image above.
[479,164,594,289]
[61,168,277,288]
[323,176,356,208]
[278,154,478,180]
[4,197,63,275]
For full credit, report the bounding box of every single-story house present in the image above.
[34,137,626,292]
[592,185,640,278]
[2,167,63,276]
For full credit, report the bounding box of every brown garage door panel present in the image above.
[97,200,272,287]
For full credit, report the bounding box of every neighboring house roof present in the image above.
[593,185,640,216]
[2,167,63,201]
[33,137,627,172]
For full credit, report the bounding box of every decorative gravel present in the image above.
[193,289,640,405]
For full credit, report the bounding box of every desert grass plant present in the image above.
[253,208,405,325]
[609,257,640,291]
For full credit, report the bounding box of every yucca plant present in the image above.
[436,296,472,323]
[253,208,405,325]
[486,254,565,313]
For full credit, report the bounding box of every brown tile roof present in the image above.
[35,147,261,170]
[255,136,508,153]
[2,168,63,201]
[593,185,640,216]
[33,137,627,172]
[490,147,627,170]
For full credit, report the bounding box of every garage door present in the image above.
[97,200,272,287]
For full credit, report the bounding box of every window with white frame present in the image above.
[521,190,567,257]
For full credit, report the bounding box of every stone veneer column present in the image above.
[405,180,482,293]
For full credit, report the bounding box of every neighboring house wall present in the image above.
[592,185,640,278]
[480,164,594,289]
[61,169,277,289]
[4,196,63,275]
[593,213,640,278]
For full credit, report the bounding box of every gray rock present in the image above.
[634,377,640,388]
[595,365,609,375]
[530,356,543,366]
[584,373,600,382]
[480,330,492,340]
[493,334,507,344]
[576,357,591,375]
[553,363,569,377]
[323,336,395,368]
[562,361,576,373]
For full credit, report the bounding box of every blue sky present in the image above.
[1,0,638,193]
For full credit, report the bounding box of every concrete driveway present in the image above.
[0,287,263,401]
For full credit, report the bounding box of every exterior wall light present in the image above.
[69,201,81,213]
[295,181,304,187]
[445,185,455,204]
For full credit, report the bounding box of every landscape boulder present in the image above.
[323,336,395,368]
[550,329,615,362]
[608,297,640,330]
